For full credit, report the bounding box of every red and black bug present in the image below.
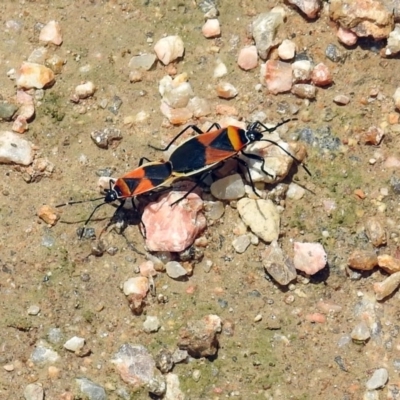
[150,119,311,198]
[56,158,174,237]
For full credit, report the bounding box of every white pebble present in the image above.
[123,277,149,297]
[154,35,184,65]
[28,305,40,315]
[64,336,85,352]
[0,131,34,165]
[216,82,238,99]
[278,39,296,60]
[39,20,62,45]
[366,368,388,390]
[213,58,228,78]
[75,81,96,99]
[143,316,161,333]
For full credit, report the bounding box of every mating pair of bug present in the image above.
[57,119,311,236]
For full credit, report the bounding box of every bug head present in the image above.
[104,189,119,203]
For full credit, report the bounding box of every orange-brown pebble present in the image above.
[48,365,61,379]
[37,204,60,226]
[388,113,399,124]
[378,254,400,274]
[348,249,378,271]
[186,285,196,294]
[354,189,366,199]
[305,313,326,323]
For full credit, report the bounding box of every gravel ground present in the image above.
[1,1,400,399]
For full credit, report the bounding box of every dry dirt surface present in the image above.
[1,1,400,399]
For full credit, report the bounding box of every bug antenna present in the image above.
[260,138,312,176]
[55,196,104,208]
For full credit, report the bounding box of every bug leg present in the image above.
[236,157,262,198]
[138,157,152,166]
[149,124,205,151]
[240,151,275,180]
[170,168,217,206]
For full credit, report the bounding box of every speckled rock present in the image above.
[178,314,222,358]
[252,7,285,59]
[0,131,35,165]
[329,0,394,40]
[262,240,297,285]
[142,190,206,252]
[293,242,327,275]
[112,344,156,388]
[365,217,386,247]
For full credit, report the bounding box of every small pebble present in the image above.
[293,242,327,275]
[128,54,157,70]
[365,217,386,247]
[378,254,400,274]
[216,82,238,99]
[237,46,258,70]
[373,271,400,300]
[28,305,40,315]
[166,261,187,279]
[37,205,60,226]
[278,39,296,60]
[39,20,62,45]
[232,235,251,254]
[75,81,96,99]
[202,19,221,38]
[366,368,388,390]
[192,369,201,382]
[64,336,85,352]
[351,321,370,342]
[311,63,332,86]
[291,84,316,99]
[0,130,35,165]
[76,378,107,400]
[337,26,357,46]
[394,88,400,111]
[213,58,228,78]
[154,35,184,65]
[348,250,378,271]
[325,43,342,62]
[333,94,350,105]
[143,316,161,333]
[3,364,14,372]
[254,314,262,322]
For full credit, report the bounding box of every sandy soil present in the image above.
[1,1,400,399]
